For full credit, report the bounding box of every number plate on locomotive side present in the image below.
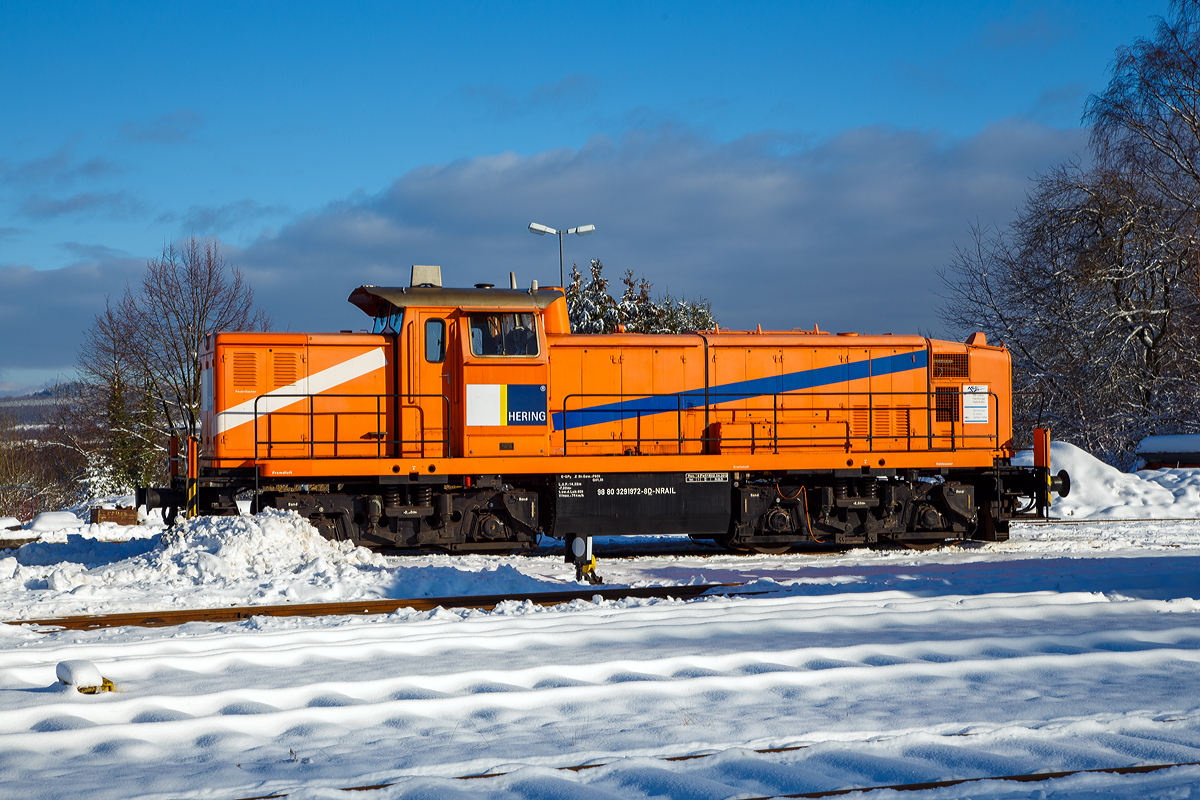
[554,472,731,536]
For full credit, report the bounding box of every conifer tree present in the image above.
[565,259,717,334]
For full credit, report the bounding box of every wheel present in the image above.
[718,535,792,554]
[749,544,793,555]
[899,539,945,551]
[717,535,750,553]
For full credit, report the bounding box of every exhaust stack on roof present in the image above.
[411,265,442,288]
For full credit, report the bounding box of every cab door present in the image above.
[461,310,550,457]
[402,310,451,457]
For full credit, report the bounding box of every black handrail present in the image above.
[559,390,1002,455]
[252,393,450,460]
[244,388,1004,462]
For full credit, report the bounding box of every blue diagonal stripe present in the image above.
[551,349,928,432]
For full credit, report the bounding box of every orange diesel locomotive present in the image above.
[141,266,1067,576]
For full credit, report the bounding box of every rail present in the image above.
[227,757,1200,799]
[10,583,747,630]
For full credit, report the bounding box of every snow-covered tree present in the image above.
[941,2,1200,467]
[566,260,718,334]
[566,259,620,334]
[654,292,718,335]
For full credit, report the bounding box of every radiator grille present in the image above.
[852,408,914,438]
[232,352,257,389]
[273,352,300,388]
[851,407,869,438]
[935,387,960,422]
[872,409,890,437]
[932,353,969,378]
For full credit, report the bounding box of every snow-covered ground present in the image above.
[4,446,1200,799]
[1015,440,1200,519]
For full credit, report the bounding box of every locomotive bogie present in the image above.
[257,482,540,553]
[182,463,1037,552]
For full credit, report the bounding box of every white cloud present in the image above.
[0,121,1088,378]
[234,121,1086,336]
[0,257,143,374]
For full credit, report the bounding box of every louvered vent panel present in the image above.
[932,353,969,378]
[935,387,960,422]
[232,353,257,389]
[896,408,911,436]
[851,407,869,438]
[872,409,890,437]
[273,352,299,388]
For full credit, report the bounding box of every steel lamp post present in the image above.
[528,222,596,287]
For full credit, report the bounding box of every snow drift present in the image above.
[1016,441,1200,519]
[0,509,573,619]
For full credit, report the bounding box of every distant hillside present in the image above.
[0,386,70,427]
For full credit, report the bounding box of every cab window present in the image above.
[372,312,403,333]
[469,313,538,356]
[425,318,446,362]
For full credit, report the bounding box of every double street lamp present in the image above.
[528,222,596,288]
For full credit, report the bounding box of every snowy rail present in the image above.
[5,582,751,630]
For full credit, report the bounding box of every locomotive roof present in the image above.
[348,285,566,318]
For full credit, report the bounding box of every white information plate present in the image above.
[465,384,503,427]
[962,384,989,424]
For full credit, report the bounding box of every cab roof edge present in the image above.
[347,285,565,318]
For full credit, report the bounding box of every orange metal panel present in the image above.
[205,332,389,465]
[1033,428,1050,469]
[305,339,390,460]
[200,304,1016,478]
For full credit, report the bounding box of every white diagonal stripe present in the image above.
[215,347,387,436]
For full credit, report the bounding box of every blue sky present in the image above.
[0,0,1168,393]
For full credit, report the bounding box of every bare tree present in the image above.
[68,237,271,495]
[941,164,1200,466]
[66,300,159,494]
[121,237,272,440]
[1086,0,1200,212]
[0,409,84,520]
[942,1,1200,468]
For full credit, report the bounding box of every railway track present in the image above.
[4,582,754,631]
[237,756,1200,799]
[1014,517,1200,526]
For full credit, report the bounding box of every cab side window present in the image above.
[468,313,538,356]
[425,318,446,362]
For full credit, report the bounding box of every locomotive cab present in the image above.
[345,273,566,461]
